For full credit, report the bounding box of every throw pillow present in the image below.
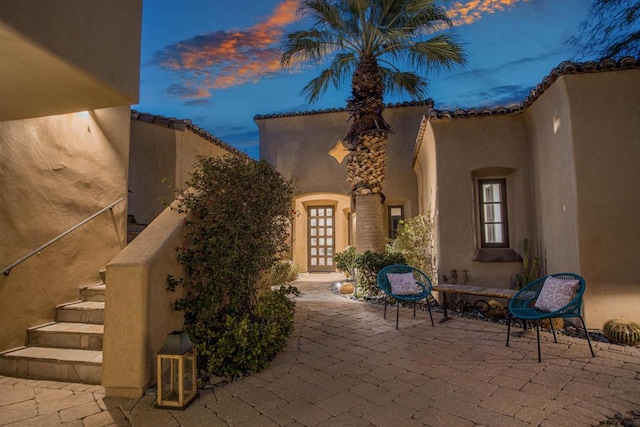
[534,276,579,312]
[387,272,420,295]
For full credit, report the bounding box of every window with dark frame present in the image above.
[478,179,509,248]
[388,205,404,239]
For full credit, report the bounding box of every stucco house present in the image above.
[256,100,432,273]
[257,57,640,329]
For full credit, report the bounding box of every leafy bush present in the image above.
[167,155,296,380]
[334,246,357,278]
[354,250,406,297]
[196,286,298,379]
[387,213,437,283]
[260,259,300,289]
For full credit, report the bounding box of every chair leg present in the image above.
[413,301,417,318]
[579,315,596,357]
[384,299,388,319]
[426,296,434,327]
[396,301,400,330]
[506,313,512,347]
[550,319,558,343]
[536,321,542,363]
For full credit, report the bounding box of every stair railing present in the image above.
[1,198,125,276]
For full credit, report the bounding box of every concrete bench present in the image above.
[432,284,518,322]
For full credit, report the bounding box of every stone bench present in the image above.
[432,284,518,322]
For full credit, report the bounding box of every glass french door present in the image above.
[308,206,335,272]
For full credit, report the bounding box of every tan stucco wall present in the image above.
[258,104,429,270]
[103,204,186,398]
[129,121,231,225]
[0,0,142,121]
[0,107,130,351]
[527,72,640,328]
[419,115,532,287]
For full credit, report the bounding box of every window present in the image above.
[478,179,509,248]
[388,205,404,239]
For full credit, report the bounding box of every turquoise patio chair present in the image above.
[377,264,435,329]
[506,272,595,362]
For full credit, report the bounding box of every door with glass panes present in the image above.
[307,206,335,272]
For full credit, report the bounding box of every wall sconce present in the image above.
[155,331,198,409]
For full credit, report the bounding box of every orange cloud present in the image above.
[446,0,529,26]
[156,0,299,98]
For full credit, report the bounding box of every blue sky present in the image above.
[136,0,591,159]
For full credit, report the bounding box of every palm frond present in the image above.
[281,29,339,68]
[282,0,465,104]
[407,34,467,70]
[300,53,357,103]
[379,66,429,99]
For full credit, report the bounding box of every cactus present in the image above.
[486,300,505,319]
[539,318,564,330]
[603,318,640,346]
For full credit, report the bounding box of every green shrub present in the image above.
[387,213,437,283]
[334,246,357,278]
[167,155,297,381]
[261,259,300,289]
[197,286,298,379]
[354,250,406,297]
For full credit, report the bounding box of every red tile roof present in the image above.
[130,110,248,159]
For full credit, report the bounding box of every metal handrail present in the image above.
[1,198,125,276]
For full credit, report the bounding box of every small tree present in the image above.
[168,155,297,379]
[569,0,640,59]
[387,213,437,283]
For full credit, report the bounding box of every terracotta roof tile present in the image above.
[425,57,640,121]
[253,99,434,121]
[412,57,640,167]
[130,110,248,158]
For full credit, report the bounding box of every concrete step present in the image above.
[28,322,103,350]
[0,347,102,384]
[79,283,105,302]
[56,301,104,324]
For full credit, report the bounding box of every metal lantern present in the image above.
[155,331,198,409]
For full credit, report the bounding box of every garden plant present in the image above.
[168,155,298,382]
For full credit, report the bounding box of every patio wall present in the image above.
[102,203,186,398]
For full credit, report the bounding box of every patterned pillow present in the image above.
[386,272,420,295]
[534,276,579,312]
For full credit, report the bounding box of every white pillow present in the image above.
[534,276,579,312]
[386,272,420,295]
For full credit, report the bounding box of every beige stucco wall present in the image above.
[129,121,231,225]
[258,104,429,271]
[0,0,142,121]
[418,115,532,288]
[0,107,130,351]
[527,72,640,328]
[103,204,186,398]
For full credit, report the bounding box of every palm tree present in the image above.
[281,0,465,253]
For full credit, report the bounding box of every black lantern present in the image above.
[155,331,198,409]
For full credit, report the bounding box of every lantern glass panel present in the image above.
[184,352,196,399]
[160,357,180,403]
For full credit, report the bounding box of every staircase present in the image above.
[0,281,105,384]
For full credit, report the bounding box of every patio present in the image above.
[0,272,639,426]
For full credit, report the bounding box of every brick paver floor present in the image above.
[1,273,639,426]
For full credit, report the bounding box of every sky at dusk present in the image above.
[136,0,592,159]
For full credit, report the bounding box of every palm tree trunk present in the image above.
[345,56,390,254]
[354,193,385,253]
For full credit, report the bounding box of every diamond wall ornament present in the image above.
[328,140,350,164]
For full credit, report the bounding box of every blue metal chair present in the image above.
[506,272,595,362]
[377,264,434,329]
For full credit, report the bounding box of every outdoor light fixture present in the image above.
[155,331,198,409]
